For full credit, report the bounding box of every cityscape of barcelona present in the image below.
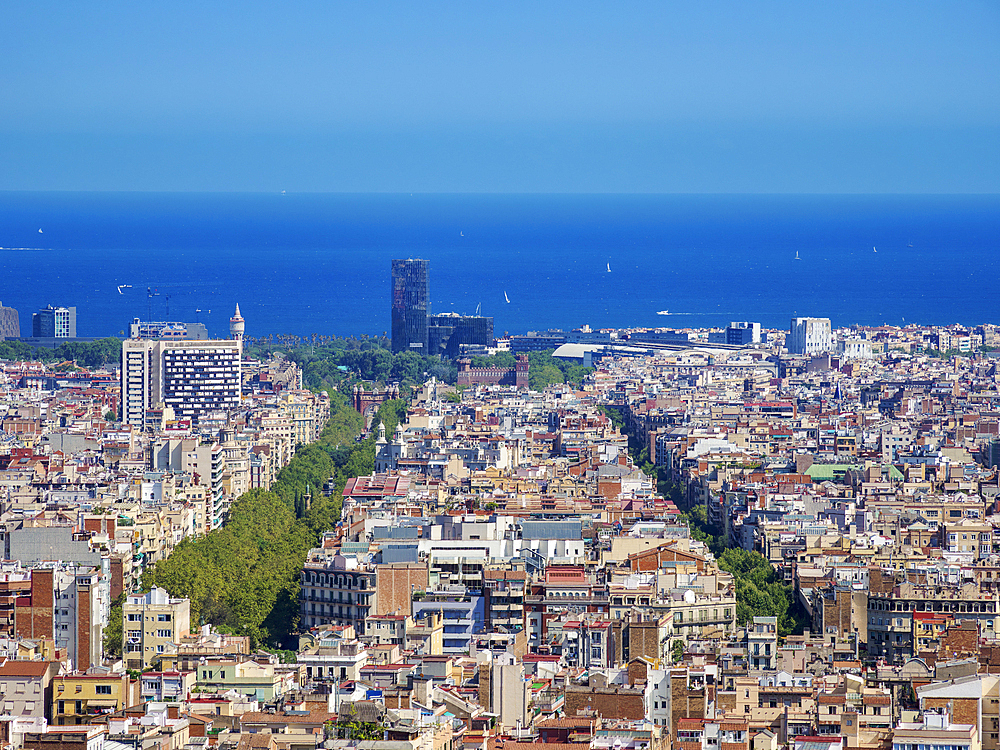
[1,4,999,750]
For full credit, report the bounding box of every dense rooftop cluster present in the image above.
[1,320,1000,750]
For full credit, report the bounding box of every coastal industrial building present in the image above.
[121,305,244,427]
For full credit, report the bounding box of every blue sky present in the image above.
[1,1,997,192]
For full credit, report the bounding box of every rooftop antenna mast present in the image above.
[146,287,160,320]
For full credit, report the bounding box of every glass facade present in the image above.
[391,259,429,354]
[428,313,494,357]
[31,306,76,338]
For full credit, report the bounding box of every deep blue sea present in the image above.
[0,193,997,339]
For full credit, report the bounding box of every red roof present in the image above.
[678,718,706,727]
[862,695,891,706]
[817,694,846,704]
[0,661,53,677]
[342,475,410,498]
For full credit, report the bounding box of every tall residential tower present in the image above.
[391,259,429,354]
[121,304,244,427]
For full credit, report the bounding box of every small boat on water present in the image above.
[607,262,611,272]
[794,251,801,260]
[504,291,510,304]
[657,310,670,315]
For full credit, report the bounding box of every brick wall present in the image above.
[109,557,125,601]
[671,672,706,740]
[564,686,645,720]
[374,563,428,616]
[925,696,978,727]
[629,621,663,662]
[868,569,898,595]
[822,589,854,638]
[940,621,979,661]
[77,583,92,671]
[478,663,491,711]
[15,569,53,644]
[82,517,116,537]
[631,545,705,573]
[627,659,648,687]
[383,688,411,710]
[597,479,622,499]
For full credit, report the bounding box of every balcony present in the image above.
[525,595,609,606]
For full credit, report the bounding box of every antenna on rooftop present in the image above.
[146,287,160,320]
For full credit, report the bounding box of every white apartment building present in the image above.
[788,317,833,355]
[121,305,244,428]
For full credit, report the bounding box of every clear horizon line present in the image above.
[1,189,999,197]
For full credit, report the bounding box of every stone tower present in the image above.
[229,304,245,349]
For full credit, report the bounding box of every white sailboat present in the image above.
[794,251,801,260]
[504,291,510,304]
[607,262,611,272]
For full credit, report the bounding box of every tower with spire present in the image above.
[229,304,245,351]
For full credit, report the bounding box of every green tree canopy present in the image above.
[145,393,405,647]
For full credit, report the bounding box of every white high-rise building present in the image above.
[121,305,244,427]
[788,317,832,354]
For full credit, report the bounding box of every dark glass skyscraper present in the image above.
[429,313,495,358]
[391,259,429,354]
